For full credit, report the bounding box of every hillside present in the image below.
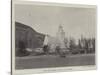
[15,22,45,56]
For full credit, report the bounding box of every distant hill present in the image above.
[15,22,45,53]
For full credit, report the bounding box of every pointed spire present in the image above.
[58,25,64,33]
[43,34,49,46]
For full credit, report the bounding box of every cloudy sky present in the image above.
[15,4,96,39]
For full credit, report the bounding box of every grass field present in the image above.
[15,54,95,69]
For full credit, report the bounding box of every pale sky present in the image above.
[15,4,96,39]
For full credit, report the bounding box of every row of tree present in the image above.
[64,37,95,54]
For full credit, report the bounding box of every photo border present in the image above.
[11,0,97,75]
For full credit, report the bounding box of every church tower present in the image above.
[56,25,66,48]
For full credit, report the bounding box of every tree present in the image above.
[64,38,69,48]
[92,38,95,52]
[78,39,82,49]
[69,38,76,50]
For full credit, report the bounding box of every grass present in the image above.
[15,53,95,69]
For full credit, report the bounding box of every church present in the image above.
[43,25,67,53]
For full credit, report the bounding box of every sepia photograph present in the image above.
[12,1,97,74]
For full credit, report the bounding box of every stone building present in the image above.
[56,25,66,48]
[43,25,67,53]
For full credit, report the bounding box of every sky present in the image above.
[15,4,96,40]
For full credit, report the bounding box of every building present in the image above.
[43,25,67,53]
[56,25,66,48]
